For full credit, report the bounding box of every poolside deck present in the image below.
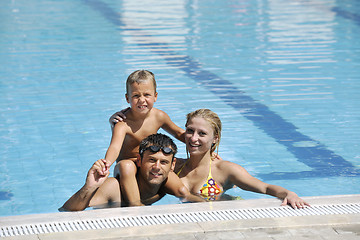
[1,194,359,239]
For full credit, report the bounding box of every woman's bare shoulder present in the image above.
[215,159,246,172]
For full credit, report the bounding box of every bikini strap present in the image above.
[177,159,189,176]
[208,158,213,178]
[178,158,213,177]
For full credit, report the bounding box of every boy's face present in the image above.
[137,148,176,187]
[126,80,157,115]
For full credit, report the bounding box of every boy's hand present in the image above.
[109,107,130,129]
[281,191,310,209]
[85,159,111,189]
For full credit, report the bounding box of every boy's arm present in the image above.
[158,110,185,143]
[104,122,127,166]
[60,159,111,211]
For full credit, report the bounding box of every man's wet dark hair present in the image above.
[139,133,177,160]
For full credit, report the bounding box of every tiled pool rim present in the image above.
[1,194,359,239]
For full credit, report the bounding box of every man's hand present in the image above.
[281,191,310,209]
[109,107,130,129]
[60,159,111,211]
[85,159,111,189]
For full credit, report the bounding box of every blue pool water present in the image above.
[1,0,359,216]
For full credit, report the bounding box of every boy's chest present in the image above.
[126,117,163,141]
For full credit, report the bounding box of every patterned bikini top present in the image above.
[177,159,223,201]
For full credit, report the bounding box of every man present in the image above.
[60,133,180,211]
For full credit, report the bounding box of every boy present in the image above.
[105,70,195,206]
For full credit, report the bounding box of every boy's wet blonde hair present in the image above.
[186,109,222,155]
[126,70,157,95]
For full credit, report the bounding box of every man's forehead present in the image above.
[142,150,173,161]
[141,144,173,154]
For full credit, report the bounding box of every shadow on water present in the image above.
[0,191,13,201]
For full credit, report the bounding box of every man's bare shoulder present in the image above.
[100,177,121,200]
[89,177,121,207]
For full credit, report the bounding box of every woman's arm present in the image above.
[262,184,310,209]
[222,161,310,208]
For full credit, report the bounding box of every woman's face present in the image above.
[185,117,217,155]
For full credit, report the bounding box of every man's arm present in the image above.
[60,159,111,211]
[163,172,206,203]
[109,108,130,130]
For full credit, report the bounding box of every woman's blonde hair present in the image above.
[186,109,222,155]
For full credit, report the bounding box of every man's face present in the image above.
[137,149,175,186]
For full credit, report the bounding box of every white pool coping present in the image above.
[1,194,359,239]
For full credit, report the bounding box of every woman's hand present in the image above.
[281,191,310,209]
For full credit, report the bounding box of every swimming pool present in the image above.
[1,0,359,216]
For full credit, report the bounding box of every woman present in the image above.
[110,108,309,208]
[175,109,309,208]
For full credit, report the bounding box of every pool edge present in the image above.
[1,194,359,239]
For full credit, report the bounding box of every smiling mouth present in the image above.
[150,172,162,178]
[189,143,200,148]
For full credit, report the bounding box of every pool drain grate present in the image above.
[1,203,360,237]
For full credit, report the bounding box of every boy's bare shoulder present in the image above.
[152,107,165,115]
[113,120,131,133]
[152,108,170,120]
